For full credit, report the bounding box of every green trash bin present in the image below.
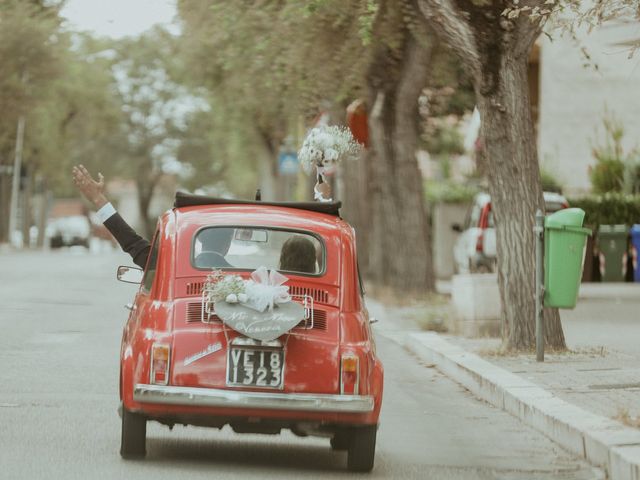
[544,209,592,308]
[598,225,628,282]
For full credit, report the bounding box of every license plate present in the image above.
[226,346,284,389]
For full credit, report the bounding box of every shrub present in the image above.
[625,161,640,194]
[589,112,639,194]
[590,158,625,194]
[422,116,465,158]
[540,168,564,194]
[425,179,478,205]
[568,193,640,228]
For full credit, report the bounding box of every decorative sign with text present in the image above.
[215,301,305,342]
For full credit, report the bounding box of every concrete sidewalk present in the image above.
[436,279,640,300]
[368,287,640,480]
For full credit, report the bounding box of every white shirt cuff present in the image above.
[96,202,117,223]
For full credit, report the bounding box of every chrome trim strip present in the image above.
[134,384,374,413]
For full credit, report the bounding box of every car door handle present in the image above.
[124,303,136,311]
[369,317,379,324]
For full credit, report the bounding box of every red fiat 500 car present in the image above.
[117,193,384,472]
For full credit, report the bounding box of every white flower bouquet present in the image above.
[204,270,246,304]
[298,125,362,178]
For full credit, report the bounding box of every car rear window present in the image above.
[191,227,325,275]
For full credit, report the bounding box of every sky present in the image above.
[61,0,177,38]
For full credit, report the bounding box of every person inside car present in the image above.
[279,236,317,273]
[71,165,232,269]
[193,228,233,268]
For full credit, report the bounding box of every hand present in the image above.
[72,164,108,209]
[314,181,332,201]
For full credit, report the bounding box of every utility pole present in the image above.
[8,115,26,247]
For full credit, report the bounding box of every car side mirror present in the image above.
[117,265,143,284]
[451,223,463,233]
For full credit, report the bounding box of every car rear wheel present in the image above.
[330,431,350,451]
[120,405,146,459]
[347,425,377,472]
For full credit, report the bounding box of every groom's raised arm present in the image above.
[72,165,151,269]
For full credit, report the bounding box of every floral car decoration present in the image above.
[203,267,307,342]
[117,193,383,472]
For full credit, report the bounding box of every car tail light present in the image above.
[475,231,484,253]
[151,343,170,385]
[340,354,359,395]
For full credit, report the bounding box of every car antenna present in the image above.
[255,189,261,201]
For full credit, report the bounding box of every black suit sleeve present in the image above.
[103,212,151,269]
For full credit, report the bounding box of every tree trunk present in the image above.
[478,54,565,350]
[21,171,33,246]
[256,128,284,201]
[257,151,278,201]
[416,0,565,350]
[368,90,401,287]
[0,168,10,243]
[36,189,49,249]
[391,36,435,293]
[367,33,436,294]
[341,148,372,274]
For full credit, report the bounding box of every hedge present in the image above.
[425,180,479,205]
[568,193,640,229]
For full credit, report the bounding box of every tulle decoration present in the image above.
[203,267,292,313]
[242,267,291,312]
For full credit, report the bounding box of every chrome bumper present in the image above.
[134,384,375,413]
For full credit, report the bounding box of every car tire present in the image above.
[120,405,146,459]
[347,425,377,472]
[330,432,350,451]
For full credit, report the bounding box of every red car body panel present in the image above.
[120,204,383,428]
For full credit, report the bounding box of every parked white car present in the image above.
[46,215,91,249]
[452,192,568,273]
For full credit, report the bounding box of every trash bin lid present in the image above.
[599,224,628,234]
[631,224,640,234]
[546,208,585,229]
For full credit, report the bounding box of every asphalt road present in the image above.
[0,249,602,479]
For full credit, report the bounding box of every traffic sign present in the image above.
[278,152,299,175]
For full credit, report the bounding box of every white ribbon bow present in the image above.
[242,267,291,312]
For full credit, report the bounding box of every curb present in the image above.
[405,332,640,480]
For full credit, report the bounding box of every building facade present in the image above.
[538,19,640,195]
